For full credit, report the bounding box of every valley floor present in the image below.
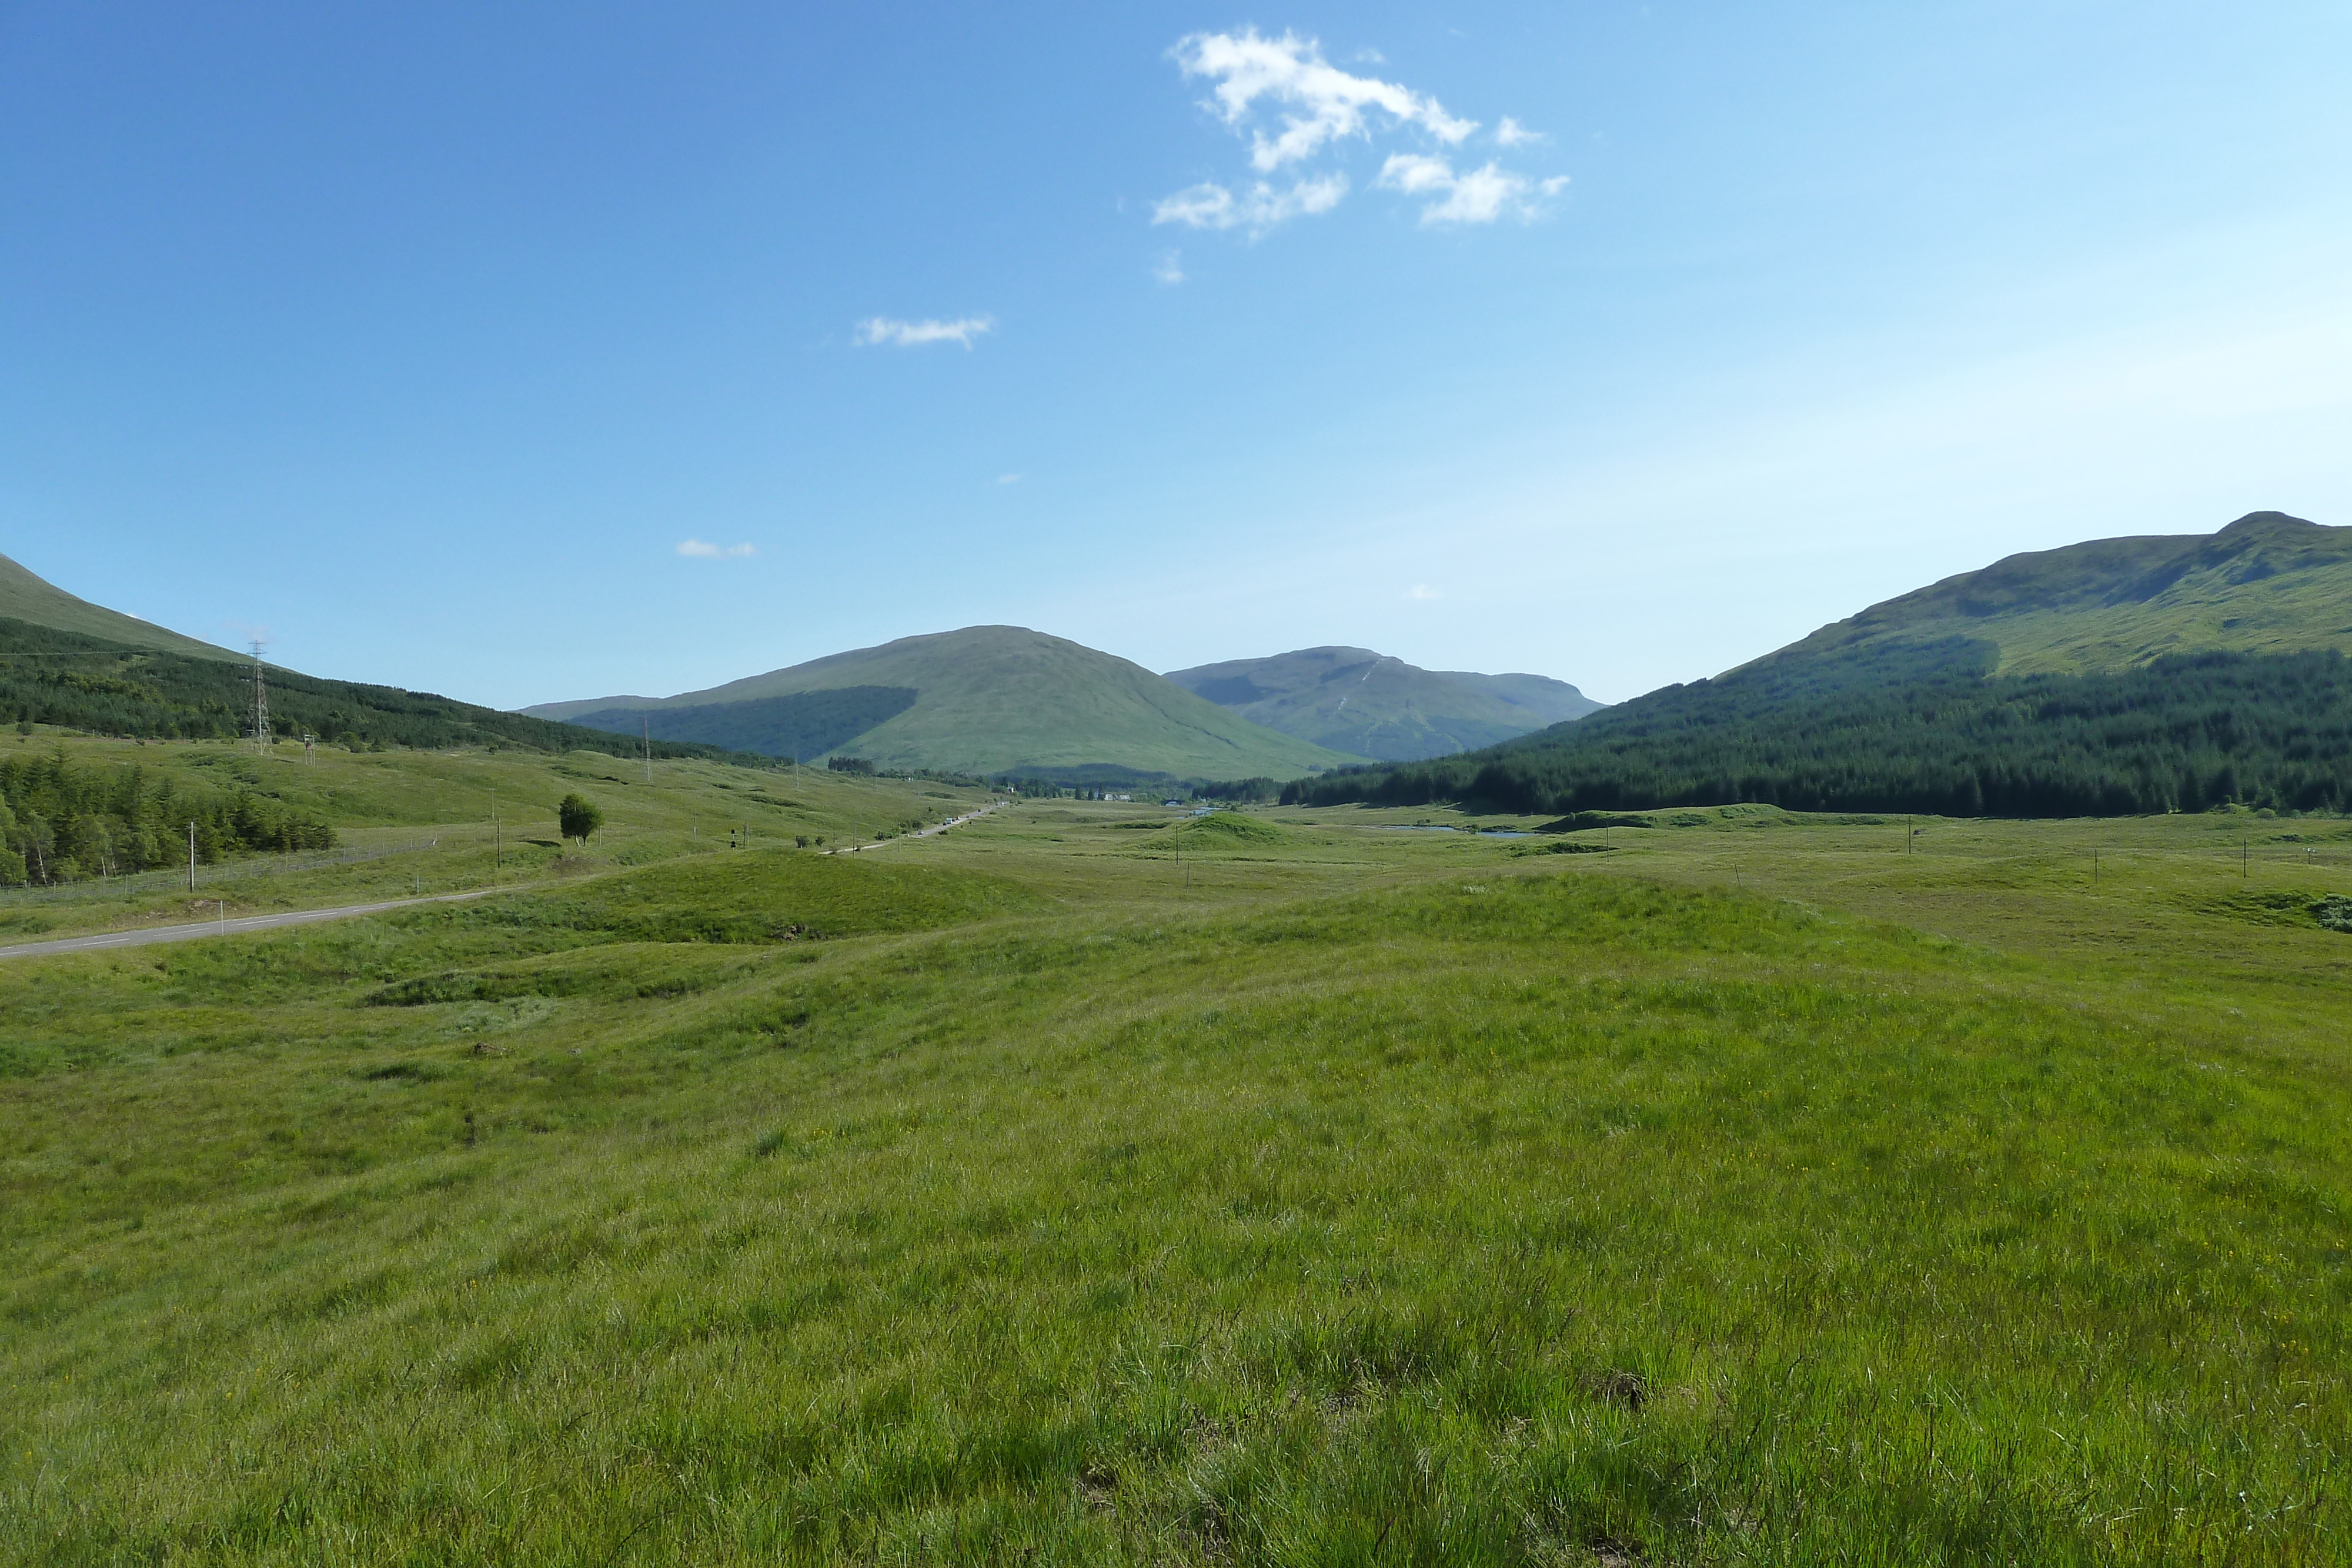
[6,783,2352,1564]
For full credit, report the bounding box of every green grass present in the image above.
[6,794,2352,1562]
[1770,509,2352,677]
[0,551,238,659]
[0,733,997,941]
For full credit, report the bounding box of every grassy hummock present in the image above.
[4,795,2351,1563]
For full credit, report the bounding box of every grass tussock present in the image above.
[3,807,2351,1563]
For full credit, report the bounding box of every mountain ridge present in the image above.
[1285,511,2352,819]
[1165,645,1601,762]
[1759,510,2352,679]
[531,626,1359,781]
[0,553,768,763]
[0,550,242,661]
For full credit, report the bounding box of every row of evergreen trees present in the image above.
[0,617,746,762]
[0,748,335,885]
[1284,647,2352,819]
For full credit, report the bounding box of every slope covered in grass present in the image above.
[1775,509,2352,677]
[1294,513,2352,818]
[1165,646,1601,762]
[0,732,997,940]
[0,613,765,765]
[563,686,918,761]
[5,819,2350,1563]
[530,626,1358,781]
[1291,643,2352,817]
[0,549,236,660]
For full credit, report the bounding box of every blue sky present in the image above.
[4,2,2349,708]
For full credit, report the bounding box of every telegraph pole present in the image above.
[188,821,197,892]
[249,642,270,751]
[642,716,652,784]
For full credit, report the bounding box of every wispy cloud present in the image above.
[677,539,756,559]
[1174,28,1475,172]
[1152,249,1187,284]
[1158,30,1560,233]
[1495,116,1545,148]
[1407,584,1441,601]
[855,315,994,349]
[1153,175,1347,234]
[1379,154,1566,225]
[994,473,1022,486]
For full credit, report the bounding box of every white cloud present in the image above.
[994,473,1022,485]
[1152,249,1186,284]
[677,539,756,559]
[1172,29,1475,173]
[1407,584,1441,601]
[1378,153,1565,225]
[1159,29,1559,234]
[1377,153,1454,196]
[1152,175,1348,234]
[856,315,995,349]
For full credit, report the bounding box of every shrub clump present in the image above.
[2313,894,2352,932]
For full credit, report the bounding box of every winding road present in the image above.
[0,889,498,964]
[2,798,1014,961]
[826,800,1007,854]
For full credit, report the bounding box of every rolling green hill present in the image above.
[0,554,768,768]
[0,614,767,764]
[1764,509,2352,677]
[1431,667,1607,721]
[1290,511,2352,818]
[1165,646,1601,762]
[530,626,1360,782]
[0,549,240,659]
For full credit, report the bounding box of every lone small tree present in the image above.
[557,793,603,847]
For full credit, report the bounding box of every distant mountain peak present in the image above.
[2216,510,2320,536]
[1763,509,2352,681]
[1167,647,1601,763]
[525,625,1355,781]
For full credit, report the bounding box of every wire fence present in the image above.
[0,836,449,908]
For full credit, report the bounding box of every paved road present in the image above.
[0,888,499,964]
[827,800,1007,854]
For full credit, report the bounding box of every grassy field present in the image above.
[0,734,997,942]
[6,784,2352,1563]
